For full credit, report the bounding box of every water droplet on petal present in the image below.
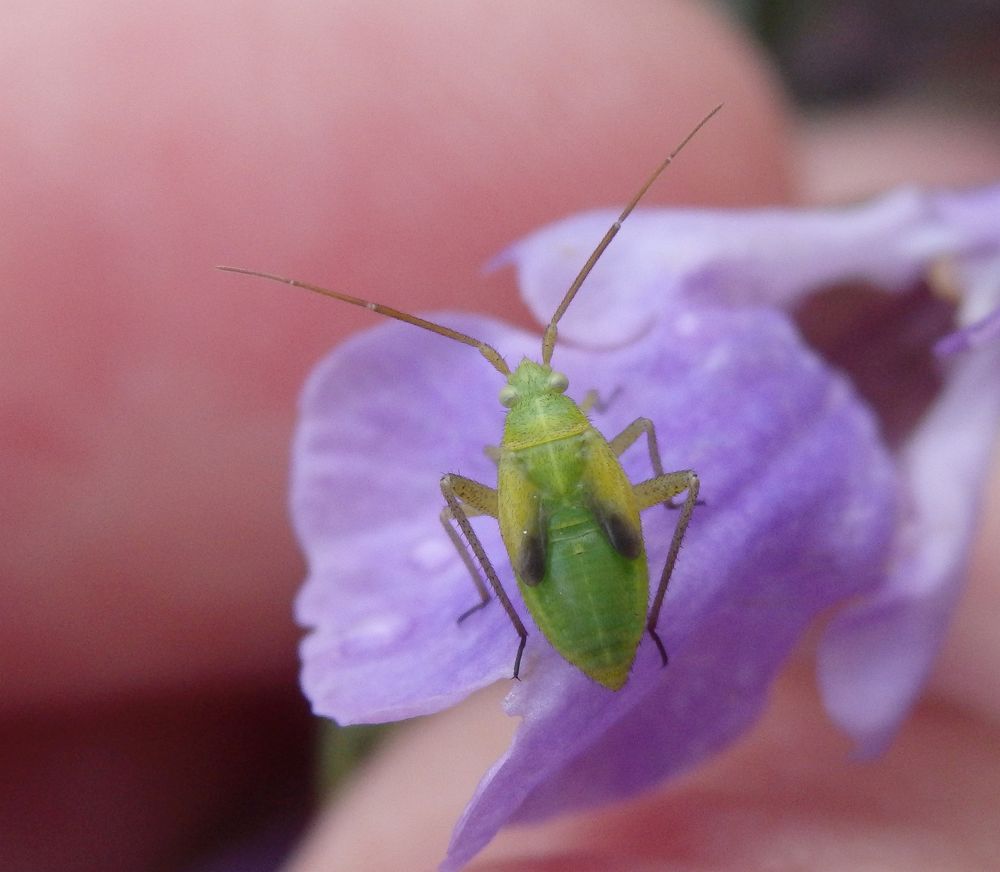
[338,612,412,657]
[410,536,454,571]
[701,345,731,372]
[675,311,701,336]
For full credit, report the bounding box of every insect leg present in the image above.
[440,502,491,609]
[609,417,701,509]
[440,474,528,680]
[439,474,497,616]
[608,417,672,506]
[633,470,700,667]
[608,416,661,461]
[579,387,622,414]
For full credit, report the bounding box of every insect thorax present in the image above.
[500,359,589,453]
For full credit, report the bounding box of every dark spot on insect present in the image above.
[592,499,642,559]
[517,532,546,586]
[606,514,642,559]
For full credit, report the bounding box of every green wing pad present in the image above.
[579,429,644,558]
[497,455,547,588]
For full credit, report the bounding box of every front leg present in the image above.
[579,387,622,414]
[440,474,527,680]
[609,416,702,510]
[608,416,677,506]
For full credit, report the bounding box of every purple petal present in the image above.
[818,340,1000,752]
[502,186,1000,348]
[293,316,539,723]
[818,243,1000,752]
[505,184,1000,755]
[442,304,896,870]
[935,306,1000,356]
[934,249,1000,355]
[290,183,1000,870]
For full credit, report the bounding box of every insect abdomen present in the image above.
[518,504,647,691]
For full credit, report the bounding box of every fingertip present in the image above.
[319,0,791,321]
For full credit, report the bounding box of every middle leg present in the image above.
[440,473,528,679]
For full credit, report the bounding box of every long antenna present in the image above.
[540,104,723,365]
[216,266,511,376]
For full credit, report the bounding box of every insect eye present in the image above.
[499,385,519,407]
[547,371,569,393]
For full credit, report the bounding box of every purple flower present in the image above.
[291,185,1000,871]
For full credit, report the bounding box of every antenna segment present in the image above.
[540,103,723,366]
[216,266,511,376]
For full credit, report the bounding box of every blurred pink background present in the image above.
[2,2,997,870]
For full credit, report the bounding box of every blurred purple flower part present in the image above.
[291,185,1000,870]
[932,187,1000,355]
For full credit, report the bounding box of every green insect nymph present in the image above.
[220,105,719,690]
